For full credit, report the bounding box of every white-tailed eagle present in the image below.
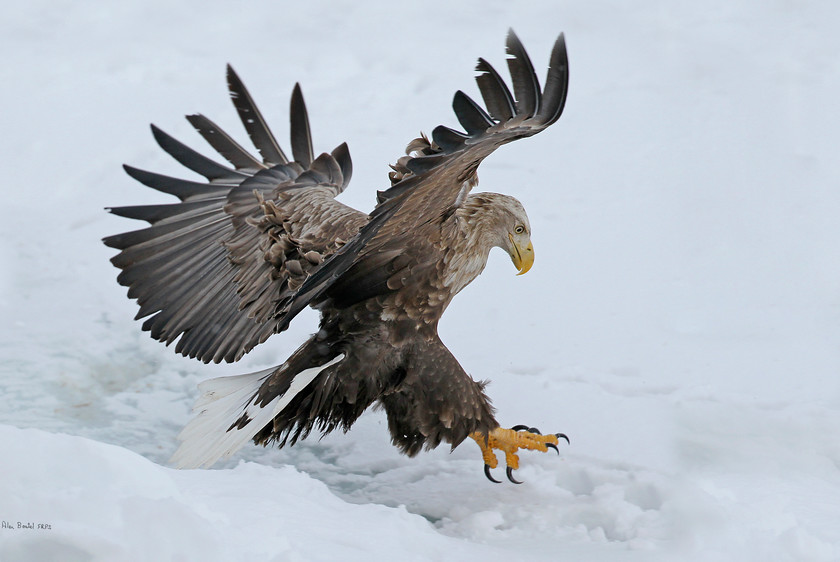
[105,30,570,483]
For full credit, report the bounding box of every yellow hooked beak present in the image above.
[509,234,534,275]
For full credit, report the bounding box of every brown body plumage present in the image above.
[105,30,568,472]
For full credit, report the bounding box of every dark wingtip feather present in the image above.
[290,83,314,168]
[102,232,123,249]
[225,64,240,98]
[505,29,541,117]
[150,123,244,182]
[107,200,215,225]
[536,33,570,126]
[123,164,228,201]
[226,64,289,166]
[382,30,568,195]
[107,204,164,223]
[475,57,515,122]
[452,90,495,136]
[185,113,264,172]
[431,125,469,152]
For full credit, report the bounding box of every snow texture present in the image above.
[2,1,840,560]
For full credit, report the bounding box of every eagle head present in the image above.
[505,211,534,276]
[461,192,534,276]
[486,193,534,275]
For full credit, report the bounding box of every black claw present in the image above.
[484,464,502,484]
[506,466,523,484]
[546,442,559,454]
[555,432,570,445]
[511,424,543,435]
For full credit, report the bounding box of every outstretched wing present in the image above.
[105,67,364,364]
[377,30,568,232]
[275,30,569,323]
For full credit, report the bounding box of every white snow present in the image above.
[2,1,840,560]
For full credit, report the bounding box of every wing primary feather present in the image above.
[202,303,265,364]
[127,247,230,319]
[331,142,352,191]
[150,125,247,182]
[117,229,230,290]
[536,33,569,126]
[114,215,229,281]
[226,64,289,166]
[107,200,217,225]
[505,29,541,117]
[178,282,263,363]
[186,114,265,171]
[131,246,230,323]
[141,255,234,341]
[104,220,190,251]
[289,83,314,168]
[475,58,515,121]
[452,90,496,135]
[111,208,227,259]
[170,286,242,358]
[122,165,231,202]
[159,268,237,347]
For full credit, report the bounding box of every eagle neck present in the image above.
[456,192,510,252]
[443,194,506,295]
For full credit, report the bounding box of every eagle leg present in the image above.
[470,426,569,484]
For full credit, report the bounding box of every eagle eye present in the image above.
[514,225,525,234]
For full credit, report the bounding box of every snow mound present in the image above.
[0,425,486,562]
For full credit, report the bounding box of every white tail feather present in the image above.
[170,354,344,469]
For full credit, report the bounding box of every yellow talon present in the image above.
[470,426,564,482]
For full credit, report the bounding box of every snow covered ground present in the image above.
[2,1,840,560]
